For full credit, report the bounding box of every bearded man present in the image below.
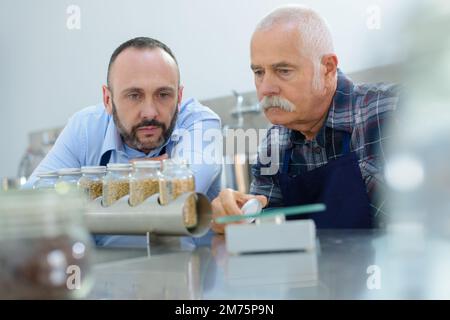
[26,37,221,201]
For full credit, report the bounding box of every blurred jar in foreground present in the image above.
[129,160,161,206]
[383,2,450,239]
[102,163,131,207]
[159,159,197,228]
[78,166,106,200]
[33,172,58,190]
[0,190,93,299]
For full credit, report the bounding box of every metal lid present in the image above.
[106,163,131,171]
[0,189,85,237]
[241,198,262,223]
[132,160,161,169]
[81,166,106,174]
[57,168,81,175]
[162,158,189,171]
[37,171,58,178]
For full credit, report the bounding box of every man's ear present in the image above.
[103,85,113,115]
[321,54,338,82]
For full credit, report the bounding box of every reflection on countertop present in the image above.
[85,228,450,299]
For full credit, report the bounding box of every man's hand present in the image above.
[129,153,168,164]
[211,188,268,234]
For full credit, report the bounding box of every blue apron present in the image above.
[278,132,373,228]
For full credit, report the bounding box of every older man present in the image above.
[212,5,399,233]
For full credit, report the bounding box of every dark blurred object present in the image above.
[1,176,26,191]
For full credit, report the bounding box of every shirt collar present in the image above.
[100,115,125,157]
[324,68,354,133]
[100,112,178,159]
[290,122,328,148]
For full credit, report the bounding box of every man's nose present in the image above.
[258,74,280,97]
[140,100,158,119]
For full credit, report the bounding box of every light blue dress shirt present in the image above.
[24,98,222,247]
[25,98,222,199]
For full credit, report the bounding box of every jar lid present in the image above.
[164,158,188,165]
[106,163,131,171]
[81,166,106,174]
[0,189,85,238]
[162,158,188,170]
[132,160,161,169]
[57,168,81,175]
[37,171,58,178]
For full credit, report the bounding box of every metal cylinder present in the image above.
[85,192,211,237]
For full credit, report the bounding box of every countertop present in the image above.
[86,229,450,299]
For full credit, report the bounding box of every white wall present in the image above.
[0,0,418,177]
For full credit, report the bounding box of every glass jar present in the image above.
[129,160,161,206]
[102,163,131,207]
[33,172,58,190]
[159,159,197,228]
[55,168,81,192]
[78,166,106,200]
[0,189,93,299]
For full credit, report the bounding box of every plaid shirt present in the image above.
[250,69,400,222]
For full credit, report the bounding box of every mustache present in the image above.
[132,119,166,132]
[260,96,296,112]
[112,98,178,152]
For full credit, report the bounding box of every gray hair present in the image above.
[255,5,335,90]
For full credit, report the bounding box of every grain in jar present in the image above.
[78,166,106,200]
[102,163,131,207]
[129,160,161,206]
[159,159,197,228]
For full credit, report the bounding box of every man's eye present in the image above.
[159,92,171,99]
[128,93,140,100]
[253,70,264,77]
[277,69,292,76]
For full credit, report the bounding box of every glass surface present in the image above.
[214,203,326,224]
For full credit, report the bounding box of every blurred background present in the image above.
[0,0,417,189]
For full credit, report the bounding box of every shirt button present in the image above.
[313,146,322,154]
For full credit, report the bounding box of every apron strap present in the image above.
[99,150,112,166]
[281,147,293,174]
